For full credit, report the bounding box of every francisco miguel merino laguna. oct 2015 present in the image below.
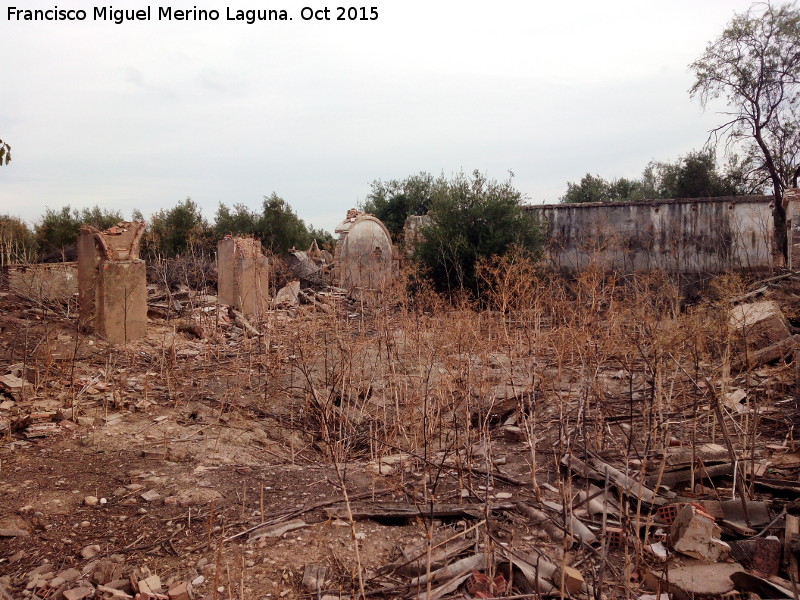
[6,5,379,24]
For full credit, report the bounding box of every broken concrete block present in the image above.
[273,281,300,308]
[366,461,394,476]
[167,580,191,600]
[729,536,781,576]
[669,503,729,562]
[723,388,747,412]
[644,542,669,562]
[138,574,163,595]
[0,373,33,401]
[553,565,584,594]
[63,586,96,600]
[730,300,790,352]
[644,560,742,600]
[501,425,526,442]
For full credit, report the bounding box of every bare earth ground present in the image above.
[1,273,800,600]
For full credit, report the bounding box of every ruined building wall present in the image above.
[785,188,800,271]
[530,196,777,273]
[78,221,147,344]
[334,210,394,304]
[217,237,270,317]
[2,262,78,303]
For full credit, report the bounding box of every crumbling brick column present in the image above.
[77,221,147,344]
[217,237,270,317]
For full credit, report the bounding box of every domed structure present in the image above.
[333,209,394,304]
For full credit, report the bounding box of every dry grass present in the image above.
[2,254,795,598]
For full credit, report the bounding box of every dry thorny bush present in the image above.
[199,256,778,503]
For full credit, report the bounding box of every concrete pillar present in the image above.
[785,188,800,271]
[77,221,147,344]
[217,237,270,317]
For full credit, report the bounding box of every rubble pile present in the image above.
[9,560,196,600]
[2,266,800,599]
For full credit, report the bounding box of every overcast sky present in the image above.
[1,0,757,232]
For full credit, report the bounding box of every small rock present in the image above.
[140,490,161,503]
[56,568,82,583]
[96,584,134,598]
[366,462,394,476]
[190,575,205,587]
[138,574,163,594]
[63,586,96,600]
[103,578,132,592]
[0,528,29,537]
[553,565,584,594]
[167,580,191,600]
[80,544,101,559]
[501,425,526,442]
[84,496,99,507]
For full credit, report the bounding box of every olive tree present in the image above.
[415,170,542,296]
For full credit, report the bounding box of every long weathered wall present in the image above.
[529,196,778,273]
[2,262,78,302]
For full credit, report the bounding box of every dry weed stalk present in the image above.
[6,240,791,598]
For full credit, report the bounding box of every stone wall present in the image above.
[530,196,778,273]
[2,262,78,303]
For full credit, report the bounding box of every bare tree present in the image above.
[690,1,800,257]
